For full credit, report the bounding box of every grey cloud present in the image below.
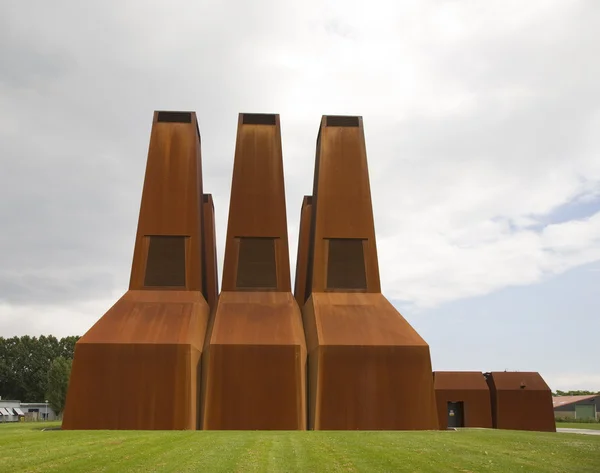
[0,270,116,306]
[0,0,599,317]
[0,19,75,88]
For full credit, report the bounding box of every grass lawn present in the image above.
[556,422,600,430]
[1,422,599,472]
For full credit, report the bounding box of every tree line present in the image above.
[0,335,79,414]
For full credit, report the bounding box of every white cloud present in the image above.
[548,373,600,392]
[379,213,600,307]
[0,294,120,339]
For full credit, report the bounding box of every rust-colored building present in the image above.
[201,113,307,430]
[434,371,493,429]
[63,111,217,430]
[297,116,438,430]
[61,111,554,432]
[486,372,556,432]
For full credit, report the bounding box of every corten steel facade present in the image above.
[434,371,493,429]
[60,110,551,432]
[297,115,439,430]
[63,111,216,430]
[486,372,556,432]
[201,113,307,430]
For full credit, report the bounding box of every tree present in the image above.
[0,335,79,402]
[46,356,72,418]
[58,336,78,359]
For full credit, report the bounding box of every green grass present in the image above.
[1,422,599,472]
[556,422,600,430]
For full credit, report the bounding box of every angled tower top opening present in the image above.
[157,111,193,123]
[325,116,360,127]
[242,113,277,125]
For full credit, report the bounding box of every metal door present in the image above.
[447,401,464,428]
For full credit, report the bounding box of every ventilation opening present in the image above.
[144,236,187,287]
[157,111,192,123]
[236,237,277,289]
[326,238,367,290]
[326,116,359,127]
[242,114,277,125]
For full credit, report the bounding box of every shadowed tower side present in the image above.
[202,194,219,310]
[202,113,307,430]
[300,115,439,430]
[294,196,313,308]
[63,111,216,430]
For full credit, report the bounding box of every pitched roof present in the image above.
[434,371,489,390]
[552,395,598,408]
[487,372,551,391]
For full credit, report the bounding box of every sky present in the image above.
[1,0,599,391]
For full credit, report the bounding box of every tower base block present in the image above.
[202,291,306,430]
[303,293,439,430]
[487,371,556,432]
[434,372,493,429]
[62,290,209,430]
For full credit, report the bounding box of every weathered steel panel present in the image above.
[202,113,306,430]
[434,371,493,429]
[63,112,214,430]
[487,371,556,432]
[299,116,438,430]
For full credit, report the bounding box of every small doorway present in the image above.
[447,401,464,428]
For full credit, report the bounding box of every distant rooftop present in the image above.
[552,395,598,408]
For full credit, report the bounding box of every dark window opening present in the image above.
[326,238,367,290]
[157,111,192,123]
[326,116,359,127]
[144,236,186,287]
[242,114,277,125]
[236,237,277,289]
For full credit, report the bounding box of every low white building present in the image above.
[0,399,59,422]
[0,400,23,423]
[19,403,59,421]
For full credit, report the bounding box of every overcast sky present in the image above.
[1,0,599,391]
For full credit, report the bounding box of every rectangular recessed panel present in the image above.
[242,114,277,125]
[327,238,367,290]
[157,111,192,123]
[144,236,186,287]
[326,116,359,127]
[236,237,277,289]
